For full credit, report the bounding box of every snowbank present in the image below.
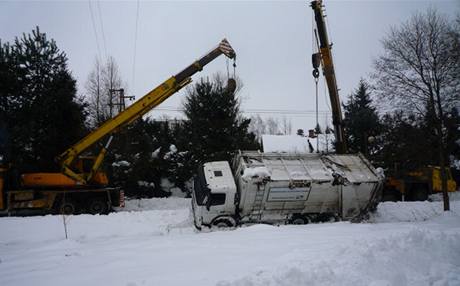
[218,223,460,286]
[0,198,193,245]
[121,197,191,212]
[429,191,460,202]
[370,200,460,223]
[1,198,460,286]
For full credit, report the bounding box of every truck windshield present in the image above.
[194,166,210,206]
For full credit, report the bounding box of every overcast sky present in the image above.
[1,0,459,132]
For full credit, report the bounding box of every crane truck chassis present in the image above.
[0,39,236,216]
[192,151,384,229]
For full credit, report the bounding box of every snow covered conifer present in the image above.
[0,27,86,172]
[343,79,381,157]
[182,75,258,166]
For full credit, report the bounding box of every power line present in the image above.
[88,0,102,62]
[96,0,108,59]
[152,106,331,113]
[150,106,331,115]
[131,0,140,97]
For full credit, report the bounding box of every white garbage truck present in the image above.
[191,151,384,229]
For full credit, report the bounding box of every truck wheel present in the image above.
[60,200,77,215]
[316,213,339,223]
[212,219,235,228]
[88,199,108,215]
[290,215,309,225]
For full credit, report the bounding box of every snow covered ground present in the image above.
[1,197,460,286]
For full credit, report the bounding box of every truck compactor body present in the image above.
[192,151,384,228]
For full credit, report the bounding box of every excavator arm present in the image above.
[311,0,347,154]
[57,39,236,184]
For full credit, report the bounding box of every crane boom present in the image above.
[58,39,236,184]
[311,0,347,154]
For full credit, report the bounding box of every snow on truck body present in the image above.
[192,151,384,228]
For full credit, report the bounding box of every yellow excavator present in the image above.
[0,39,236,215]
[384,166,457,201]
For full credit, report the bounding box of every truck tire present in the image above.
[212,218,235,228]
[290,215,309,225]
[88,199,108,215]
[317,213,338,223]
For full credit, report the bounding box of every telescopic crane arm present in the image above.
[57,39,236,184]
[311,0,347,154]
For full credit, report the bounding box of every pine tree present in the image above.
[182,76,258,166]
[378,112,433,172]
[343,79,381,156]
[0,27,87,172]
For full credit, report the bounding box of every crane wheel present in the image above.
[88,199,108,215]
[60,200,77,215]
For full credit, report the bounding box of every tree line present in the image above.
[342,9,460,187]
[0,27,258,196]
[1,8,459,197]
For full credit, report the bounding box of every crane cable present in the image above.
[131,0,140,99]
[314,33,319,152]
[311,8,320,152]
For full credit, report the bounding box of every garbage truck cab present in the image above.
[192,161,237,228]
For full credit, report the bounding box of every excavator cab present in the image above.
[430,166,457,193]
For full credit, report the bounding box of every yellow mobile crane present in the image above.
[311,0,347,154]
[310,2,456,202]
[0,39,236,215]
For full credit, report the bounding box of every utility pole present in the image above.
[109,88,135,115]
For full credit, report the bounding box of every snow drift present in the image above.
[0,197,459,286]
